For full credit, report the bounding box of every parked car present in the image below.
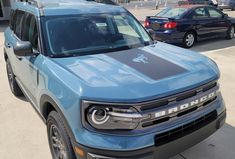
[178,0,218,7]
[145,5,235,48]
[117,0,130,3]
[4,0,226,159]
[218,0,235,10]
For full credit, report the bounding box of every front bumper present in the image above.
[73,111,226,159]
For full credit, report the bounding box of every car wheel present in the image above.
[226,25,235,39]
[183,32,196,48]
[47,111,76,159]
[6,59,23,96]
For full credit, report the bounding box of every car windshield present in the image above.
[42,12,152,56]
[156,7,188,19]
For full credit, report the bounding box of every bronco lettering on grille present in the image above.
[155,92,216,118]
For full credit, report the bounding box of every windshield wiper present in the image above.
[49,53,79,58]
[49,42,155,58]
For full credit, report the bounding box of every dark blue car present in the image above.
[145,5,235,48]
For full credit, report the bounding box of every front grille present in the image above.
[137,80,218,129]
[155,110,217,146]
[141,96,217,128]
[140,81,217,111]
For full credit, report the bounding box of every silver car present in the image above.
[218,0,235,10]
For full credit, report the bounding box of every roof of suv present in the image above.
[14,0,126,16]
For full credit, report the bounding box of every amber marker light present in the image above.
[74,146,85,157]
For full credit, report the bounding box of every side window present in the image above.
[207,8,222,18]
[21,13,38,50]
[9,10,16,30]
[191,8,209,19]
[14,10,25,38]
[113,15,140,38]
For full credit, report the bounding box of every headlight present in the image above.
[82,102,147,130]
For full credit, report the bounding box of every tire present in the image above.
[47,111,76,159]
[6,59,23,96]
[183,32,196,48]
[226,25,235,39]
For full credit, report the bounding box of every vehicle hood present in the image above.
[52,42,219,102]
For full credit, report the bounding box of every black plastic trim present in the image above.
[40,94,76,140]
[72,111,226,159]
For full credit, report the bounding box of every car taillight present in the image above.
[144,19,150,27]
[164,22,177,29]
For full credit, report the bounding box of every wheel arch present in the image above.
[186,29,198,41]
[40,94,76,140]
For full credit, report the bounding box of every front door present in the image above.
[6,9,40,105]
[206,7,229,35]
[17,12,40,105]
[190,7,213,39]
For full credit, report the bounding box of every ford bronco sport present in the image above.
[4,0,226,159]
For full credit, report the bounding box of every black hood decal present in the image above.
[107,49,188,80]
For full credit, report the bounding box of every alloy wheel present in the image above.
[185,33,195,47]
[230,26,234,39]
[50,125,68,159]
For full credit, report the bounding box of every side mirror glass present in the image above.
[13,41,33,57]
[223,14,228,18]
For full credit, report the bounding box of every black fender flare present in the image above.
[40,94,76,141]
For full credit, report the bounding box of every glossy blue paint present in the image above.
[4,1,225,154]
[51,42,219,103]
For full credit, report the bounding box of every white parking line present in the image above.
[201,45,235,54]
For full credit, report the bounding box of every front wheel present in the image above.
[47,111,76,159]
[226,25,234,39]
[183,32,196,48]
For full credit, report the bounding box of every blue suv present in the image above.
[4,0,226,159]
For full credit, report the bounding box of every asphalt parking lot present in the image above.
[0,8,235,159]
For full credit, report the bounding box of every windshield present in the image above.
[156,7,189,19]
[42,12,152,56]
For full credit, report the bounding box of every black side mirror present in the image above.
[223,14,228,18]
[13,41,33,57]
